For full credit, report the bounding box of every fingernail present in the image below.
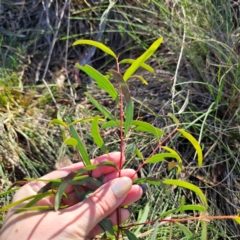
[111,177,132,198]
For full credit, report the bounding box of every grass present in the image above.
[0,0,240,238]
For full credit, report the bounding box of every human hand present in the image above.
[0,152,143,239]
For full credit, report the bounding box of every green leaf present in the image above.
[16,191,55,213]
[66,118,90,166]
[234,216,240,224]
[161,146,182,173]
[48,119,68,129]
[124,229,138,240]
[64,138,78,147]
[119,59,154,73]
[91,116,108,153]
[177,129,203,166]
[134,203,150,236]
[54,181,69,211]
[132,120,164,141]
[133,177,161,186]
[176,223,193,238]
[163,179,208,208]
[85,92,115,120]
[160,205,206,218]
[145,153,179,164]
[168,113,179,125]
[125,99,134,136]
[123,37,163,81]
[134,148,144,160]
[72,39,117,59]
[75,64,119,102]
[0,188,19,197]
[98,217,115,235]
[68,117,102,126]
[200,220,208,240]
[130,75,148,85]
[16,205,67,212]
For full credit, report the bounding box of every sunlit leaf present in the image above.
[85,92,115,120]
[161,146,182,173]
[177,129,203,166]
[75,64,119,102]
[98,217,115,235]
[163,179,208,208]
[130,75,148,85]
[160,205,206,218]
[123,37,163,81]
[233,216,240,224]
[72,39,117,59]
[124,229,138,240]
[145,153,179,164]
[64,138,77,147]
[119,59,154,73]
[91,116,108,153]
[48,119,68,129]
[68,117,103,126]
[66,118,90,166]
[168,113,179,125]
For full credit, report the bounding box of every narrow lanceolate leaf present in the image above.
[177,129,203,166]
[145,153,179,164]
[72,40,117,59]
[168,113,179,125]
[130,75,148,85]
[54,182,69,211]
[125,99,134,136]
[200,220,208,240]
[132,120,164,141]
[108,69,131,103]
[91,116,108,153]
[66,118,90,166]
[75,64,119,102]
[64,138,78,147]
[119,59,154,73]
[85,92,115,120]
[68,117,102,126]
[16,191,55,213]
[133,177,161,186]
[176,223,193,238]
[124,229,138,240]
[163,179,208,208]
[48,119,68,129]
[234,216,240,224]
[161,146,182,173]
[98,217,115,235]
[123,37,163,81]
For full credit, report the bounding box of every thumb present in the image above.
[63,177,132,237]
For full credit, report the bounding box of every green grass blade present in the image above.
[177,129,203,166]
[163,179,208,208]
[200,220,208,240]
[176,223,193,238]
[66,117,90,166]
[91,116,108,153]
[75,63,119,102]
[85,92,115,120]
[123,37,163,81]
[72,39,117,59]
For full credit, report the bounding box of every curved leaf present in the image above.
[72,39,117,59]
[130,75,148,85]
[161,146,182,173]
[177,129,203,166]
[64,138,78,147]
[123,37,163,81]
[68,117,102,126]
[75,63,119,102]
[145,153,179,164]
[163,179,208,208]
[48,119,68,129]
[119,59,154,73]
[91,116,108,153]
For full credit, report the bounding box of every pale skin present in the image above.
[0,152,143,239]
